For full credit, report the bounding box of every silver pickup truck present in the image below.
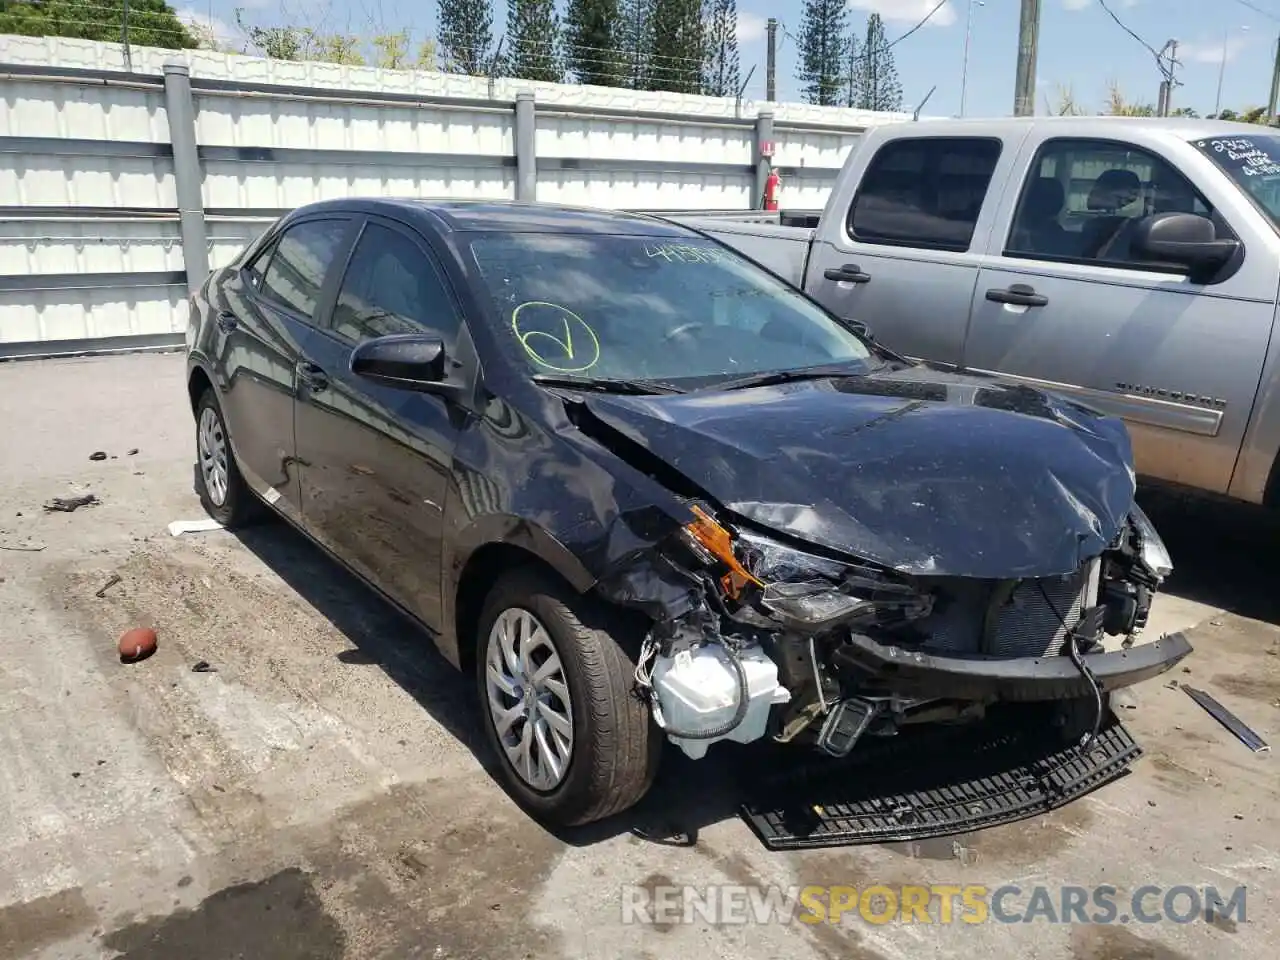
[679,117,1280,508]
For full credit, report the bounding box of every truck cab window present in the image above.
[1006,138,1216,268]
[331,222,461,345]
[846,137,1002,252]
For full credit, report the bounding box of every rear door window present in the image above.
[847,137,1003,252]
[259,219,350,321]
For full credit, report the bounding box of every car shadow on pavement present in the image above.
[1137,485,1280,626]
[230,520,758,845]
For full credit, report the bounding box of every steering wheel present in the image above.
[661,322,709,345]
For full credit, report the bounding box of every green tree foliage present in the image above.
[564,0,624,86]
[438,0,493,75]
[648,0,701,93]
[797,0,846,106]
[0,0,197,49]
[372,29,411,69]
[507,0,562,82]
[234,11,363,65]
[842,32,859,107]
[618,0,653,89]
[702,0,739,98]
[852,13,902,111]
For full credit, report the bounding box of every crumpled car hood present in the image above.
[581,366,1137,579]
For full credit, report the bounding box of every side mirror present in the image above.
[349,334,448,391]
[1132,212,1240,281]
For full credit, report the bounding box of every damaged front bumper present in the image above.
[599,499,1184,762]
[832,629,1192,702]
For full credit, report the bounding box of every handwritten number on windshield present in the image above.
[511,301,601,373]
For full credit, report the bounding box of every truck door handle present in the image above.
[296,361,329,393]
[824,263,872,284]
[986,284,1048,308]
[216,311,238,333]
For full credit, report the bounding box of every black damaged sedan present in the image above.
[185,199,1189,828]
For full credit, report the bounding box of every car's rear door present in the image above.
[213,215,356,525]
[803,130,1025,364]
[293,214,469,633]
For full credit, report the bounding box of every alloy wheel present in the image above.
[197,405,230,507]
[484,608,575,791]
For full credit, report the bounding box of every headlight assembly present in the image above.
[1129,504,1173,580]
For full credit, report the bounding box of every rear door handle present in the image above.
[296,361,329,393]
[986,284,1048,308]
[216,310,238,333]
[823,263,872,284]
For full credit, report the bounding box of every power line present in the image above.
[782,0,951,72]
[1232,0,1280,23]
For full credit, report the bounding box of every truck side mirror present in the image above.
[1131,212,1241,283]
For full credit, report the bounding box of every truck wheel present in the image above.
[193,388,260,529]
[475,567,662,827]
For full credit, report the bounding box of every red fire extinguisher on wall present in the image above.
[762,169,781,211]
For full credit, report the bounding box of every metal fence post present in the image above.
[163,59,209,294]
[515,91,537,202]
[755,108,775,209]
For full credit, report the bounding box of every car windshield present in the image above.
[1192,134,1280,229]
[466,232,876,387]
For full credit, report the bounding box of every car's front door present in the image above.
[293,215,469,632]
[804,133,1019,364]
[962,135,1276,495]
[214,216,355,525]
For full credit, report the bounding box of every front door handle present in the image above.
[824,263,872,284]
[986,284,1048,308]
[296,361,329,393]
[215,310,238,333]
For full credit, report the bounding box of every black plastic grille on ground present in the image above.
[739,709,1141,850]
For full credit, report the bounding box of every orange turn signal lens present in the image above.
[685,506,762,599]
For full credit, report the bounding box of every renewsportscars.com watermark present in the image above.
[621,884,1248,927]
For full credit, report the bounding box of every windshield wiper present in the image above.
[712,363,871,392]
[531,374,684,395]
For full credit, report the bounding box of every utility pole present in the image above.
[766,18,777,101]
[1013,0,1040,117]
[1268,35,1280,123]
[1157,39,1177,117]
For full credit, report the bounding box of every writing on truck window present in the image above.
[1198,138,1280,177]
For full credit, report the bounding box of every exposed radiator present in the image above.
[918,560,1100,659]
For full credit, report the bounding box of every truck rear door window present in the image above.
[846,137,1002,252]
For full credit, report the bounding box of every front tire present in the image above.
[193,388,259,529]
[475,568,662,827]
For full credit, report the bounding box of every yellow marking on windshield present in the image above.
[511,301,601,373]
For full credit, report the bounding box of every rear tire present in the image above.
[475,567,662,827]
[193,388,261,529]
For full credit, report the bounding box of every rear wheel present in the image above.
[475,568,661,827]
[193,388,260,528]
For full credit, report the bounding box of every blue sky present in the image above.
[180,0,1280,117]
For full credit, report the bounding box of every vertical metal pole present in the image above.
[1013,0,1040,117]
[122,0,132,72]
[163,60,209,295]
[1215,30,1228,116]
[961,1,980,118]
[1268,35,1280,122]
[514,90,537,202]
[755,108,774,210]
[766,18,777,101]
[1157,81,1170,118]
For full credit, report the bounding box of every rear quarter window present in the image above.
[847,137,1003,252]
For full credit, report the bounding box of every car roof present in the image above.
[284,198,698,238]
[882,115,1270,144]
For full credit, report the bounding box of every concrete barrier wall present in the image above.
[0,35,909,358]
